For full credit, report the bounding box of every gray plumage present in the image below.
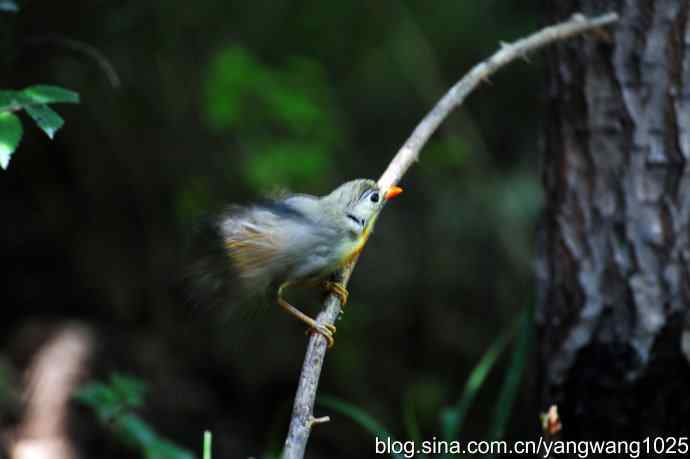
[219,178,385,296]
[179,178,402,346]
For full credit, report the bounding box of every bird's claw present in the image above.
[308,322,336,348]
[323,281,349,307]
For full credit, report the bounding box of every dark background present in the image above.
[0,1,544,458]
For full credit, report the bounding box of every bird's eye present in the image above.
[370,192,380,203]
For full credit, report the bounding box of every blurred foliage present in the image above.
[202,46,341,192]
[0,85,79,168]
[76,373,148,420]
[76,374,195,459]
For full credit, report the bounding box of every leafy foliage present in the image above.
[0,85,79,169]
[202,46,342,191]
[75,374,195,459]
[76,373,147,420]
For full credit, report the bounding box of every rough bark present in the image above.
[539,0,690,441]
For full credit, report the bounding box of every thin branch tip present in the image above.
[568,12,619,31]
[309,416,331,427]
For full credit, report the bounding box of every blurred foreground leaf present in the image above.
[21,85,80,104]
[75,373,147,421]
[487,306,532,442]
[202,431,212,459]
[0,85,79,168]
[402,388,422,446]
[440,329,511,443]
[0,85,79,112]
[76,373,195,459]
[0,112,22,169]
[25,104,64,139]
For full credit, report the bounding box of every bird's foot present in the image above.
[323,281,349,307]
[308,322,336,348]
[277,291,337,348]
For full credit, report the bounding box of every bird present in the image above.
[216,178,403,347]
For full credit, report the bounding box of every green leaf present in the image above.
[74,374,147,422]
[0,112,22,169]
[25,104,64,139]
[0,91,14,110]
[486,306,532,444]
[146,439,195,459]
[117,414,158,449]
[440,328,512,443]
[74,382,122,421]
[319,395,406,459]
[0,90,30,112]
[0,86,79,113]
[402,389,422,445]
[110,373,148,408]
[21,85,79,105]
[402,389,428,459]
[0,1,18,12]
[203,431,212,459]
[76,374,194,459]
[73,382,112,408]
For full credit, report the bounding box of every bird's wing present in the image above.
[219,198,340,292]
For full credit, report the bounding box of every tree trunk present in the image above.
[539,0,690,441]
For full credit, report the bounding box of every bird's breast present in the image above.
[335,225,373,267]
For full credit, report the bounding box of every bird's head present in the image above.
[321,178,403,237]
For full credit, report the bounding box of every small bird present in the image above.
[218,179,403,347]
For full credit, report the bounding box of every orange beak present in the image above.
[384,186,403,200]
